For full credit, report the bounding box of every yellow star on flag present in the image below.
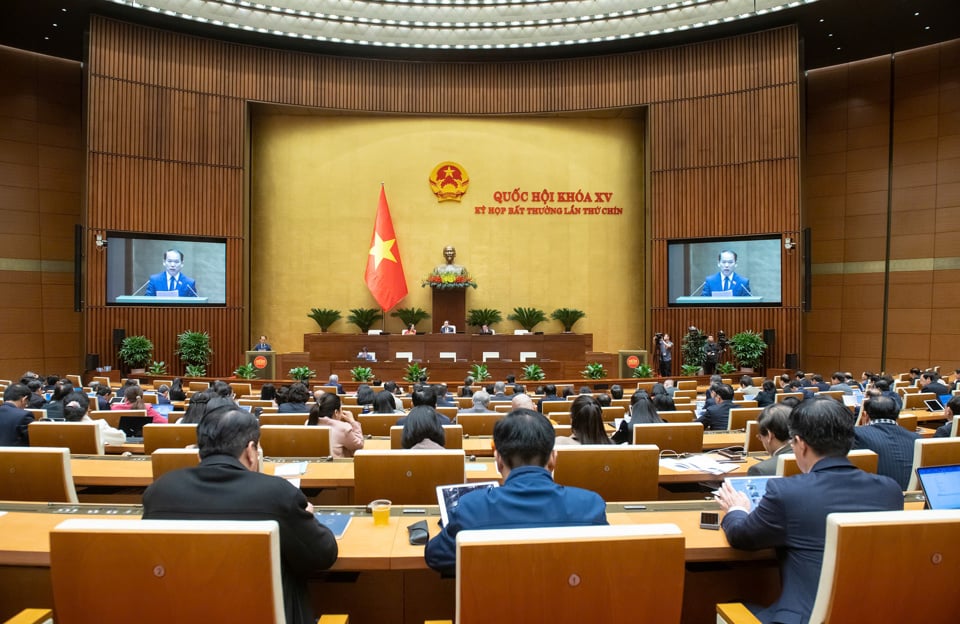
[369,233,397,269]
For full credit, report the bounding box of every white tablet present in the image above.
[436,481,499,525]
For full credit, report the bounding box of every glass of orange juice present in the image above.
[370,499,392,526]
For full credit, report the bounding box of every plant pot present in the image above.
[740,367,755,374]
[131,368,146,374]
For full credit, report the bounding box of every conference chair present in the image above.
[340,396,359,407]
[151,448,201,479]
[229,382,253,397]
[187,381,210,392]
[259,425,332,458]
[728,408,763,431]
[611,398,631,410]
[493,404,513,413]
[553,445,660,502]
[436,406,459,421]
[142,423,198,454]
[731,400,758,409]
[897,414,918,432]
[656,410,696,423]
[258,413,311,426]
[718,510,960,624]
[600,406,626,421]
[50,519,287,624]
[904,392,936,410]
[635,382,657,394]
[25,409,46,420]
[818,390,844,402]
[744,421,765,453]
[553,424,572,437]
[28,421,103,455]
[91,376,112,388]
[238,399,274,409]
[456,413,504,436]
[632,422,704,454]
[0,447,78,503]
[389,425,463,449]
[906,437,960,490]
[352,449,465,505]
[88,409,146,429]
[775,392,804,403]
[314,385,340,394]
[357,414,401,437]
[541,401,572,420]
[776,449,878,478]
[672,390,697,402]
[450,524,685,624]
[676,380,697,391]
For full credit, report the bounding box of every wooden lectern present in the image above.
[431,288,466,334]
[246,350,276,379]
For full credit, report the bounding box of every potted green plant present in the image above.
[118,335,154,373]
[716,361,737,375]
[403,362,428,383]
[632,363,654,378]
[467,308,503,329]
[681,328,706,370]
[176,330,212,377]
[508,307,548,332]
[289,366,316,383]
[729,331,768,372]
[468,363,491,382]
[550,308,586,333]
[581,362,608,380]
[307,308,342,332]
[390,307,431,331]
[147,360,167,376]
[347,308,384,333]
[681,363,702,376]
[234,363,257,379]
[351,366,375,383]
[521,363,546,382]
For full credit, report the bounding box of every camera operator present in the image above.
[703,334,721,375]
[654,333,673,377]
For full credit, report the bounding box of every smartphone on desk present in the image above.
[700,511,720,530]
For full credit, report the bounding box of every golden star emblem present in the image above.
[369,233,398,269]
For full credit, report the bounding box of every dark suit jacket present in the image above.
[698,400,732,430]
[702,271,751,297]
[144,272,198,297]
[922,381,950,397]
[721,456,903,624]
[0,403,32,446]
[853,422,919,490]
[424,466,607,576]
[142,455,338,624]
[756,390,776,408]
[747,443,793,476]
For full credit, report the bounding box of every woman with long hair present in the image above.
[612,392,662,444]
[112,384,166,423]
[307,392,364,458]
[555,395,611,445]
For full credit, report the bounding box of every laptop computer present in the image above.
[117,415,153,443]
[916,464,960,510]
[436,481,499,525]
[151,403,177,419]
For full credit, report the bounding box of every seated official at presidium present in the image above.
[144,248,197,297]
[425,409,607,575]
[702,249,751,297]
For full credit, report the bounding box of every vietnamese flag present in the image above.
[364,186,408,311]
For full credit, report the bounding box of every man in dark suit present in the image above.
[144,248,198,297]
[716,397,903,624]
[918,372,950,397]
[425,409,607,575]
[143,408,338,624]
[489,381,510,403]
[748,404,793,476]
[701,250,751,297]
[933,395,960,438]
[537,384,563,413]
[698,383,734,430]
[0,384,33,446]
[853,394,918,490]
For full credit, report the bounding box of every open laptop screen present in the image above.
[917,464,960,510]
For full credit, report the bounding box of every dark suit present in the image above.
[702,271,751,297]
[747,443,793,476]
[756,390,776,408]
[424,466,607,575]
[144,271,198,297]
[853,421,919,490]
[922,381,950,397]
[698,400,732,430]
[0,402,32,446]
[142,455,338,624]
[722,456,903,624]
[27,393,45,409]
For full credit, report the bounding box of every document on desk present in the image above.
[274,461,308,488]
[660,455,739,475]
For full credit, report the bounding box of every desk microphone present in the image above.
[185,282,200,297]
[690,281,706,296]
[736,282,753,296]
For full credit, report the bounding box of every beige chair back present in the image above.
[151,448,201,479]
[0,447,78,503]
[259,425,332,458]
[389,425,464,450]
[456,413,505,436]
[353,450,466,505]
[553,445,660,502]
[632,422,704,454]
[89,409,147,429]
[258,413,310,426]
[728,407,763,431]
[142,424,198,454]
[28,421,103,455]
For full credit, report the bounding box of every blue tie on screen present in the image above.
[723,277,729,291]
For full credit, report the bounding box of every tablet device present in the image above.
[924,398,945,412]
[916,464,960,510]
[724,475,780,507]
[436,481,499,525]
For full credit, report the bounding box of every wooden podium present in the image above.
[246,350,276,380]
[431,288,466,333]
